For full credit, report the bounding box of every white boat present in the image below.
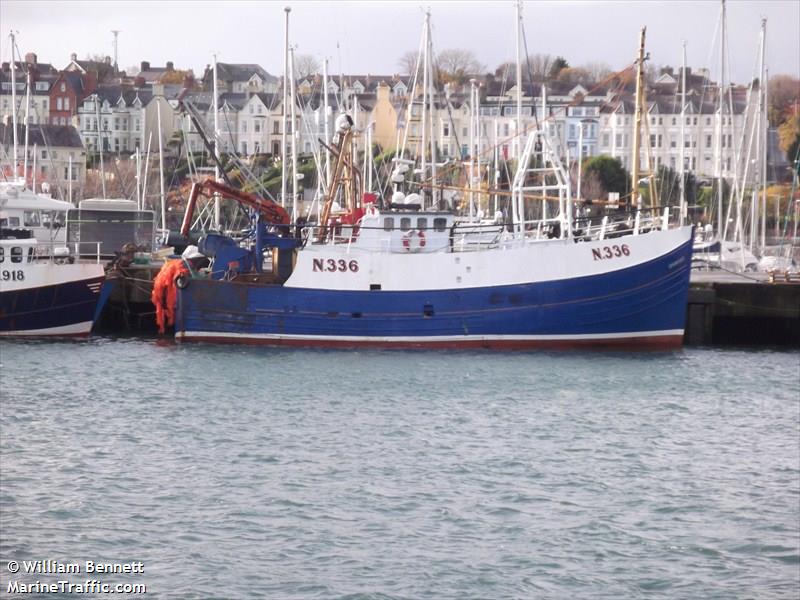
[1,181,107,337]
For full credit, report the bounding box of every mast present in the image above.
[212,54,221,229]
[289,46,298,219]
[716,0,726,238]
[281,6,290,208]
[95,93,107,198]
[10,31,18,178]
[631,27,647,208]
[515,0,523,159]
[577,121,584,202]
[323,58,331,185]
[679,41,687,225]
[760,29,768,252]
[420,10,430,209]
[157,100,166,232]
[469,78,476,218]
[23,69,31,184]
[427,12,437,208]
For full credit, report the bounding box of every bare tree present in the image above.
[435,48,484,85]
[294,54,321,80]
[526,53,553,82]
[398,50,422,77]
[579,61,612,83]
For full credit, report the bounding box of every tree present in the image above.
[294,54,321,80]
[398,51,421,77]
[653,165,698,207]
[435,49,484,85]
[768,75,800,127]
[548,56,569,80]
[778,114,800,175]
[582,155,629,199]
[556,67,592,87]
[526,53,553,82]
[579,61,612,83]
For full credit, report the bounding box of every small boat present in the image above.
[1,181,108,337]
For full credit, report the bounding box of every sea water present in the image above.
[1,339,798,599]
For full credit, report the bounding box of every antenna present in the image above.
[111,30,121,73]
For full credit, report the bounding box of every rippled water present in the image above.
[1,339,798,599]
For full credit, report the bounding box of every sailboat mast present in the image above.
[10,32,18,178]
[281,7,290,209]
[323,58,331,185]
[427,13,437,208]
[515,0,523,160]
[717,0,726,238]
[760,27,768,251]
[631,27,647,208]
[679,41,687,225]
[157,100,166,231]
[289,46,298,219]
[420,10,430,210]
[23,69,31,184]
[212,54,221,229]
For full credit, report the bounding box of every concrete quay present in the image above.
[686,271,800,347]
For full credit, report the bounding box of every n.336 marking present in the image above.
[592,244,630,261]
[312,258,359,273]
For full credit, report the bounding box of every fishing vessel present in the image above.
[170,119,694,349]
[1,181,108,336]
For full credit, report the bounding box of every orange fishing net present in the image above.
[151,259,189,334]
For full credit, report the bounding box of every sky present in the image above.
[2,0,798,85]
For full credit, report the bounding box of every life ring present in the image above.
[402,230,427,252]
[175,273,190,289]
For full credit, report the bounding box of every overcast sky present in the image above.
[2,1,798,85]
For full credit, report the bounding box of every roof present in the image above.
[0,124,84,149]
[207,63,278,85]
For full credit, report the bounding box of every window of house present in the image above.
[672,117,676,126]
[241,141,248,154]
[254,142,260,153]
[42,99,47,110]
[242,121,247,133]
[706,134,712,147]
[56,97,63,110]
[60,82,66,92]
[670,139,676,148]
[41,150,47,159]
[134,119,140,131]
[64,97,69,110]
[273,122,280,134]
[254,122,260,133]
[706,117,711,126]
[693,117,697,125]
[442,123,449,137]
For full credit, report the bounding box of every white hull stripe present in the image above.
[177,329,684,342]
[0,321,93,337]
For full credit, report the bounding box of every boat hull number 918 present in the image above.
[312,258,360,273]
[2,270,25,281]
[592,244,631,261]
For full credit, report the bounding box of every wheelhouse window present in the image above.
[416,217,428,231]
[400,217,411,232]
[433,217,448,232]
[11,246,23,263]
[383,217,394,231]
[24,211,41,227]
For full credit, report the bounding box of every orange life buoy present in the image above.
[402,230,426,252]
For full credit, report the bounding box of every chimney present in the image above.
[135,76,145,87]
[104,56,112,65]
[166,61,174,71]
[25,52,37,65]
[71,52,77,62]
[141,61,150,72]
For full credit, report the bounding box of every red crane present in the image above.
[180,179,290,237]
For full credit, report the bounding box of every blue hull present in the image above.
[176,239,693,349]
[0,276,105,336]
